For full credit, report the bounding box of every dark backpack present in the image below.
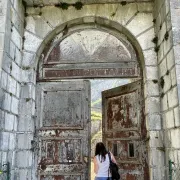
[108,152,120,180]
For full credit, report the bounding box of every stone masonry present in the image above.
[0,0,180,179]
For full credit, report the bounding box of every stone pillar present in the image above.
[0,0,25,179]
[153,0,180,179]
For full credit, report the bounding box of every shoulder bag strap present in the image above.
[108,152,111,179]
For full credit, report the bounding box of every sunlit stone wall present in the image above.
[153,0,180,179]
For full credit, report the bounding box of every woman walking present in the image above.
[93,142,117,180]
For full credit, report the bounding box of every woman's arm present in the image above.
[93,156,99,174]
[110,152,117,164]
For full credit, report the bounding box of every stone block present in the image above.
[24,30,42,52]
[10,41,16,60]
[0,0,8,9]
[16,82,21,98]
[163,130,171,147]
[165,110,175,129]
[11,96,19,115]
[174,106,180,127]
[15,48,22,66]
[163,74,171,93]
[0,33,5,50]
[160,3,166,23]
[166,48,175,70]
[112,3,137,25]
[0,14,6,33]
[137,28,155,50]
[21,83,35,99]
[170,67,177,87]
[0,109,5,129]
[10,5,24,35]
[157,43,164,63]
[174,44,180,64]
[147,114,162,130]
[145,80,159,97]
[158,22,166,45]
[126,13,153,36]
[1,151,8,164]
[26,16,52,39]
[14,169,32,180]
[163,30,173,56]
[16,151,33,167]
[2,92,12,111]
[22,51,35,67]
[0,132,9,151]
[9,133,16,150]
[21,69,35,83]
[26,7,41,15]
[167,87,178,108]
[1,69,8,90]
[171,128,180,148]
[13,0,25,21]
[17,133,33,150]
[11,61,21,82]
[159,58,167,77]
[7,75,17,95]
[11,26,22,50]
[13,115,18,131]
[4,112,15,131]
[171,9,180,45]
[166,12,171,31]
[18,99,34,132]
[143,49,158,66]
[160,93,168,112]
[2,53,12,74]
[137,2,153,12]
[9,151,16,167]
[145,97,160,114]
[145,66,158,80]
[150,148,165,167]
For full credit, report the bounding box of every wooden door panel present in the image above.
[102,80,149,180]
[40,175,81,180]
[36,81,90,179]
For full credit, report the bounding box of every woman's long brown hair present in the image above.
[95,142,108,162]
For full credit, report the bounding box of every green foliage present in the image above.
[91,98,101,107]
[152,36,158,44]
[160,76,164,89]
[152,79,158,84]
[91,111,102,121]
[91,130,102,142]
[121,1,127,6]
[59,3,69,10]
[164,32,169,40]
[73,2,83,10]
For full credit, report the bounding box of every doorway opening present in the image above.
[90,78,131,179]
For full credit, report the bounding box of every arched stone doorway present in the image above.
[34,19,149,179]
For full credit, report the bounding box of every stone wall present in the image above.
[0,1,175,179]
[0,0,25,179]
[153,0,180,179]
[23,2,160,178]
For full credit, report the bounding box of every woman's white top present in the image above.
[95,154,111,177]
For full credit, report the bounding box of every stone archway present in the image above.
[22,12,161,178]
[33,18,150,179]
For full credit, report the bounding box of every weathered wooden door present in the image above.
[35,80,90,180]
[102,80,149,180]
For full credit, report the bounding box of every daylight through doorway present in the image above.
[90,79,130,180]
